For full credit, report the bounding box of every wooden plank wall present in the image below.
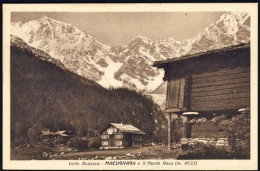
[166,78,186,109]
[191,67,250,111]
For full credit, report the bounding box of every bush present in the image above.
[88,137,101,149]
[69,137,88,150]
[27,125,42,144]
[223,112,250,159]
[177,143,230,159]
[172,117,183,143]
[12,137,27,148]
[11,144,52,160]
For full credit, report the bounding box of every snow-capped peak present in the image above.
[133,35,151,40]
[11,12,250,93]
[41,15,49,19]
[129,35,153,45]
[222,12,249,24]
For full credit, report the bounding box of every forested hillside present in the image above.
[11,39,167,146]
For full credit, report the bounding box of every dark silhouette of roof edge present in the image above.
[153,43,250,68]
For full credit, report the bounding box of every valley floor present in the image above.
[54,146,179,160]
[11,146,179,160]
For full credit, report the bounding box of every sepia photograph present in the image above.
[2,3,258,170]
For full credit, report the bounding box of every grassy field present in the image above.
[11,145,50,160]
[11,145,179,160]
[53,146,179,160]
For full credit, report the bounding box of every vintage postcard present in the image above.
[2,3,258,170]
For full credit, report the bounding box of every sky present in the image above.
[11,12,223,46]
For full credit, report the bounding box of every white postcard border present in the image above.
[2,3,258,170]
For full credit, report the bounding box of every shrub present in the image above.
[69,137,88,150]
[171,117,183,143]
[12,137,27,148]
[88,137,101,149]
[177,142,230,159]
[223,112,250,159]
[11,144,52,160]
[27,125,42,144]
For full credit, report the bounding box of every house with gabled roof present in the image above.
[100,123,145,149]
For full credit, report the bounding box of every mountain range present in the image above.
[11,35,167,146]
[11,12,250,107]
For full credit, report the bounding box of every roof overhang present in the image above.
[100,123,145,135]
[153,43,250,69]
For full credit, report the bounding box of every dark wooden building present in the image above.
[100,123,145,149]
[153,43,250,149]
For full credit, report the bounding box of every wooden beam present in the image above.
[168,113,171,150]
[165,107,188,113]
[132,134,134,148]
[181,116,190,138]
[123,133,125,147]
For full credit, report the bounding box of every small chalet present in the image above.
[153,43,250,149]
[100,123,145,149]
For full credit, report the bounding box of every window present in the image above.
[107,128,113,134]
[136,135,141,141]
[116,141,122,145]
[101,134,109,139]
[115,134,123,138]
[102,141,108,145]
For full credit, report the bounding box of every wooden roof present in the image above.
[153,43,250,69]
[101,123,145,135]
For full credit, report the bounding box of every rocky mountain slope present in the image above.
[11,12,250,95]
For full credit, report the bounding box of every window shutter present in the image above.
[166,77,187,109]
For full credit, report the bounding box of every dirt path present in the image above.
[52,146,178,160]
[54,147,151,158]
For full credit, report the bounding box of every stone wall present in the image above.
[173,111,249,147]
[180,137,229,146]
